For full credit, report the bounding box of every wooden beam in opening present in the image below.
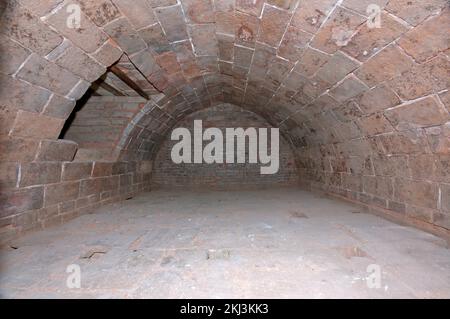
[110,65,150,100]
[91,80,126,97]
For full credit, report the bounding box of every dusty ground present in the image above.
[1,188,450,298]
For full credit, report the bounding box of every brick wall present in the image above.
[0,136,152,243]
[64,96,147,161]
[152,104,298,189]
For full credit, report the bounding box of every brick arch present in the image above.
[151,103,299,189]
[115,99,302,165]
[1,0,450,241]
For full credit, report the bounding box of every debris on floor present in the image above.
[206,249,231,260]
[80,246,109,259]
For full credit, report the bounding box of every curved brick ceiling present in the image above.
[2,0,449,149]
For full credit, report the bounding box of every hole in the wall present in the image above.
[59,88,94,139]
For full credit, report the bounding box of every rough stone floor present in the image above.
[1,188,450,299]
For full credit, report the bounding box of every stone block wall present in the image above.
[152,104,298,189]
[0,137,152,243]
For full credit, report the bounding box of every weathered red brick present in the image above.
[0,137,39,162]
[154,5,189,42]
[384,96,450,131]
[62,162,93,181]
[20,162,62,187]
[45,181,80,206]
[0,186,44,217]
[9,111,64,139]
[16,54,80,96]
[258,5,292,47]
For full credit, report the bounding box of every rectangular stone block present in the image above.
[0,107,17,136]
[441,183,450,212]
[363,175,393,199]
[42,94,77,120]
[355,44,415,88]
[406,205,434,223]
[235,11,260,48]
[357,84,400,114]
[20,162,62,188]
[189,24,218,56]
[216,11,235,35]
[278,26,312,62]
[45,181,80,206]
[389,55,449,101]
[1,1,63,55]
[113,0,157,29]
[92,162,114,177]
[66,79,91,100]
[0,137,39,162]
[234,45,254,68]
[155,52,182,75]
[92,40,123,67]
[62,162,93,181]
[434,212,450,230]
[9,111,64,139]
[138,24,171,54]
[53,44,106,82]
[80,178,103,196]
[16,54,80,96]
[101,176,120,191]
[77,0,121,27]
[0,162,20,190]
[386,0,448,27]
[342,12,408,62]
[258,5,292,47]
[291,0,338,34]
[35,139,78,162]
[310,6,366,54]
[377,130,430,155]
[357,113,394,136]
[388,200,406,214]
[268,0,299,10]
[44,1,108,53]
[148,0,178,7]
[408,155,436,180]
[0,34,31,75]
[384,97,450,131]
[119,173,133,188]
[181,0,214,23]
[0,74,52,113]
[425,124,450,155]
[395,178,439,209]
[235,0,264,17]
[316,51,360,86]
[0,186,44,218]
[154,5,189,42]
[329,74,368,102]
[103,17,147,55]
[293,47,330,77]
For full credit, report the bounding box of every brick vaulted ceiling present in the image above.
[0,0,450,238]
[1,0,448,159]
